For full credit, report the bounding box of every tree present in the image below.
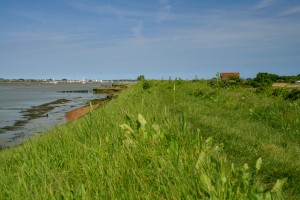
[268,73,280,82]
[251,73,273,88]
[137,75,145,81]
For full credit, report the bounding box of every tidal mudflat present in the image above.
[0,82,108,149]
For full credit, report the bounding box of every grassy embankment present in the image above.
[0,80,299,199]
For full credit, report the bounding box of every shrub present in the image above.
[272,88,289,98]
[208,78,221,88]
[285,89,300,101]
[137,75,145,81]
[248,73,273,88]
[208,77,243,88]
[142,80,152,90]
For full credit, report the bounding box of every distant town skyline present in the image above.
[1,0,300,80]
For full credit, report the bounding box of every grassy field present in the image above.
[273,82,300,88]
[0,80,299,199]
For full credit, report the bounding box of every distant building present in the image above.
[220,72,240,80]
[296,80,300,84]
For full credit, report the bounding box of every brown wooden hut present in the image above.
[220,72,240,80]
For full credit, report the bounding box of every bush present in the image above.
[208,77,243,88]
[207,78,221,88]
[137,75,145,81]
[272,88,289,98]
[286,89,300,101]
[248,73,273,88]
[142,80,152,90]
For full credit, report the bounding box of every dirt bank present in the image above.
[273,83,300,88]
[65,104,100,122]
[65,83,134,122]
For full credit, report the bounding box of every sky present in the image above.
[0,0,300,80]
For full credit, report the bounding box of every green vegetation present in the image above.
[93,84,132,102]
[248,72,274,88]
[209,72,300,101]
[208,76,243,88]
[249,73,300,100]
[137,75,145,81]
[0,78,8,82]
[1,80,299,198]
[92,87,123,94]
[248,73,300,84]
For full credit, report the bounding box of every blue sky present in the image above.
[0,0,299,80]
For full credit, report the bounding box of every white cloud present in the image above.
[156,0,173,22]
[255,0,274,10]
[280,6,300,16]
[131,21,143,39]
[157,4,173,22]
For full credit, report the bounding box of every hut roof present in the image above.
[220,72,240,80]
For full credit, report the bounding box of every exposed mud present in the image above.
[58,90,89,93]
[1,99,70,131]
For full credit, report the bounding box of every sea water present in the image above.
[0,82,109,149]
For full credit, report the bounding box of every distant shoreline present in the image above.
[0,79,136,84]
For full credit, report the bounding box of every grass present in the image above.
[0,80,299,199]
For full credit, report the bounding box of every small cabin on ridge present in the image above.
[220,72,240,80]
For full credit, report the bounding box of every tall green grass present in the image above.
[0,80,298,199]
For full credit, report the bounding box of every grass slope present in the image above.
[0,80,299,199]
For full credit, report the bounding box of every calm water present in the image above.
[0,82,109,149]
